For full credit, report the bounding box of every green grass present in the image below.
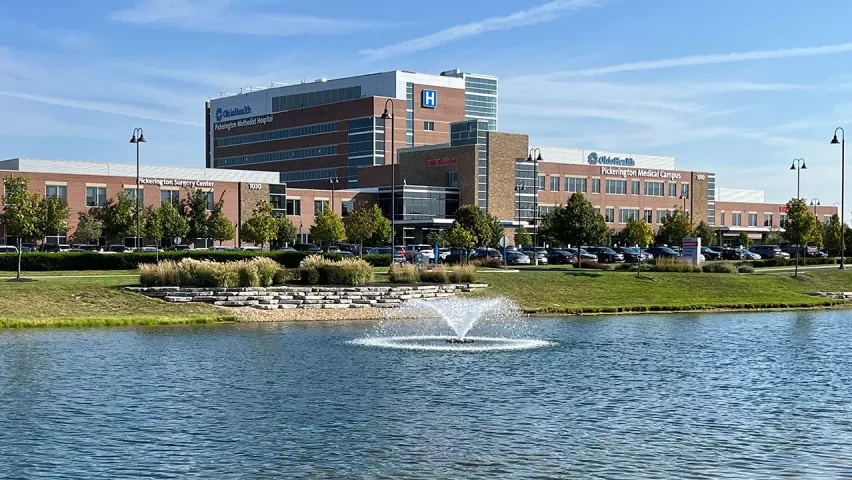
[0,270,138,277]
[0,275,234,328]
[468,269,852,314]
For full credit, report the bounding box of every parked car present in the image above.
[0,245,18,253]
[334,243,360,254]
[277,246,296,252]
[107,245,130,253]
[738,248,762,260]
[700,246,721,261]
[471,248,503,262]
[210,246,235,252]
[405,244,435,262]
[140,246,163,253]
[644,246,679,259]
[444,248,474,264]
[520,247,549,265]
[239,246,263,253]
[438,248,451,261]
[294,243,322,253]
[586,247,625,263]
[505,250,531,265]
[614,246,650,262]
[72,244,103,252]
[546,249,576,265]
[21,243,36,251]
[720,248,746,261]
[750,245,790,259]
[563,248,598,262]
[367,247,407,264]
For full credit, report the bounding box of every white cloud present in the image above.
[359,0,601,60]
[110,0,374,36]
[549,42,852,78]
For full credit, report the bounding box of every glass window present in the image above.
[342,200,354,217]
[286,199,301,216]
[669,183,677,197]
[605,208,614,223]
[123,187,143,206]
[780,214,788,228]
[85,186,106,207]
[644,210,653,223]
[657,209,668,225]
[566,177,586,193]
[269,192,286,211]
[764,214,773,227]
[605,179,627,195]
[619,208,640,223]
[681,184,690,198]
[205,192,215,210]
[631,181,640,195]
[550,176,560,192]
[591,178,601,194]
[160,190,179,206]
[46,185,67,202]
[447,171,458,188]
[537,175,545,191]
[748,213,757,227]
[424,121,435,131]
[721,212,726,225]
[732,213,742,226]
[314,200,328,214]
[644,181,664,196]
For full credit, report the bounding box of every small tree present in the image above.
[693,220,716,247]
[486,213,504,248]
[783,198,819,277]
[207,199,235,246]
[618,218,654,247]
[537,193,608,267]
[1,176,39,279]
[160,200,189,246]
[737,232,752,248]
[367,204,392,246]
[182,189,210,247]
[37,195,69,242]
[766,227,785,245]
[141,207,163,261]
[275,214,297,248]
[94,190,135,243]
[821,214,842,256]
[514,225,532,247]
[239,201,277,250]
[454,204,492,247]
[657,210,692,247]
[426,229,448,247]
[74,211,103,245]
[344,203,375,255]
[447,222,475,258]
[310,208,346,246]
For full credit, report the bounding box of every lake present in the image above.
[1,310,851,478]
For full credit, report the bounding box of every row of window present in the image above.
[82,186,215,209]
[280,168,339,183]
[720,212,779,227]
[271,86,362,112]
[601,207,683,225]
[541,176,689,198]
[218,145,338,167]
[215,122,338,148]
[465,77,498,96]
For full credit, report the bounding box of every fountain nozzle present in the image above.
[446,338,475,344]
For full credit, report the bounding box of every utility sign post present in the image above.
[682,237,702,266]
[500,235,509,267]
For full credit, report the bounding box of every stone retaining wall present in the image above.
[128,284,488,310]
[813,292,852,300]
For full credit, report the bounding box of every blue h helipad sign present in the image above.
[422,89,437,109]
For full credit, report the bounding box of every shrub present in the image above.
[449,264,476,283]
[273,267,294,285]
[299,255,330,285]
[472,258,504,269]
[326,258,373,286]
[254,257,279,287]
[572,261,609,270]
[651,257,702,273]
[420,267,450,283]
[702,263,737,274]
[362,253,391,267]
[138,257,282,288]
[237,262,261,287]
[389,264,420,284]
[737,264,755,274]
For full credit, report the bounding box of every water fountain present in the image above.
[350,297,556,352]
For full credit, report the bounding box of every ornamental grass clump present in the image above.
[298,255,373,285]
[651,257,702,273]
[449,264,476,283]
[138,257,284,288]
[420,267,450,284]
[389,264,420,284]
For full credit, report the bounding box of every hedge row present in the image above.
[744,257,852,268]
[0,250,363,271]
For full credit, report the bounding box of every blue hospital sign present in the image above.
[422,89,438,109]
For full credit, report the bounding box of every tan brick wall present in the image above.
[487,132,529,221]
[715,201,838,228]
[395,145,478,206]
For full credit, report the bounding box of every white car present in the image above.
[405,244,435,261]
[0,245,18,254]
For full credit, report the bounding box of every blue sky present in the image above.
[1,0,851,205]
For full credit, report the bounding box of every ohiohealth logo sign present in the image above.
[215,105,252,122]
[422,89,437,109]
[587,152,635,167]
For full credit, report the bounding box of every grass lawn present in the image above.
[0,269,138,277]
[468,269,852,314]
[0,275,234,328]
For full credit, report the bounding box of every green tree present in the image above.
[182,189,210,247]
[486,213,504,248]
[514,224,532,247]
[693,220,716,247]
[74,211,103,245]
[737,232,752,248]
[344,203,375,254]
[141,207,163,261]
[656,210,692,247]
[766,227,785,245]
[538,192,608,267]
[310,207,346,246]
[453,204,492,247]
[617,218,655,247]
[426,229,447,247]
[94,190,135,242]
[36,195,69,241]
[447,222,475,250]
[821,214,842,256]
[239,201,277,250]
[207,200,235,246]
[783,198,820,277]
[275,214,297,247]
[160,200,189,246]
[367,204,392,247]
[1,176,40,279]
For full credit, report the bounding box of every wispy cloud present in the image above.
[359,0,601,60]
[110,0,374,36]
[550,42,852,78]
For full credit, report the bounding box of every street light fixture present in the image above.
[831,127,846,268]
[328,176,339,208]
[514,182,525,247]
[381,100,396,252]
[527,148,542,264]
[129,128,146,252]
[809,198,821,215]
[790,157,806,199]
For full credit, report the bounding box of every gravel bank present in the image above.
[230,306,387,322]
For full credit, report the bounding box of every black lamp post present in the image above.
[381,100,396,251]
[831,127,845,268]
[129,128,146,251]
[515,182,525,247]
[810,198,821,215]
[790,157,806,199]
[527,148,542,264]
[329,176,339,209]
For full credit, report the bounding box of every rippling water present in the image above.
[2,311,852,478]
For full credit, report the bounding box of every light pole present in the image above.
[129,128,146,251]
[809,198,821,215]
[381,100,396,251]
[515,182,525,247]
[329,176,339,210]
[527,148,542,264]
[790,157,806,199]
[831,127,846,268]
